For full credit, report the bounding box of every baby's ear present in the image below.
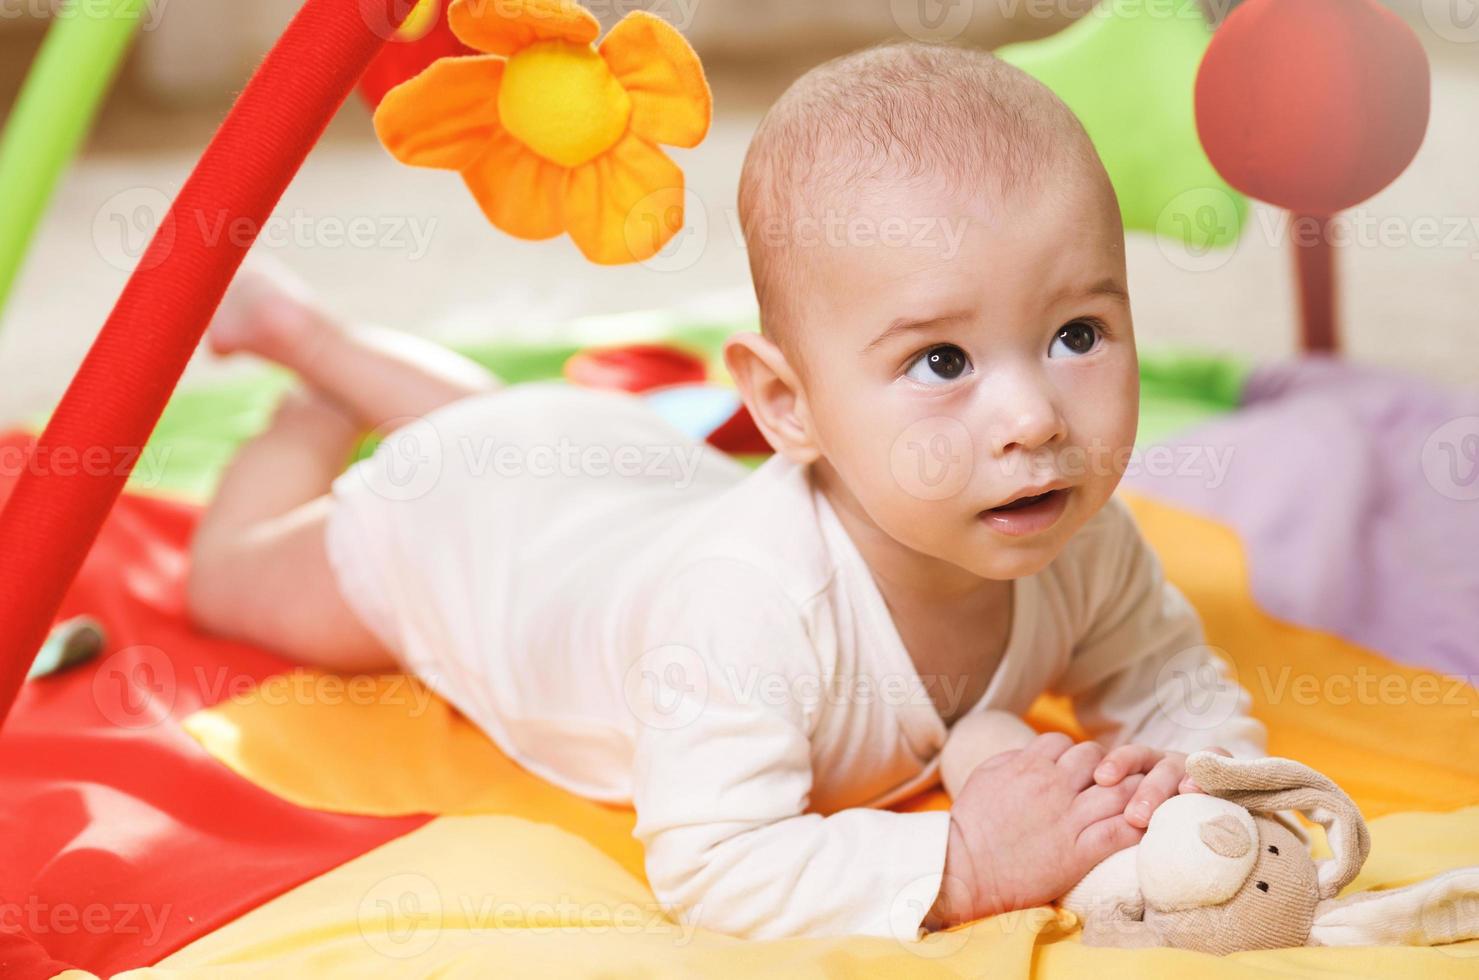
[1308,868,1479,947]
[721,332,819,463]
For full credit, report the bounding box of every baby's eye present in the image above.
[904,344,973,385]
[1048,319,1102,358]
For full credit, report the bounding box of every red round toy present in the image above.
[1195,0,1431,216]
[563,343,709,393]
[357,0,473,109]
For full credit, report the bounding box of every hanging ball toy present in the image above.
[1194,0,1431,216]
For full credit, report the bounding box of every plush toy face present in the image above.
[1135,752,1479,953]
[1137,793,1259,911]
[946,718,1479,953]
[1143,814,1317,954]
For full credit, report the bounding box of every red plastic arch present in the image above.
[0,0,410,732]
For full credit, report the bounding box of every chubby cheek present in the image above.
[819,393,975,547]
[1061,358,1139,500]
[873,485,963,556]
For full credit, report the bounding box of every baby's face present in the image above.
[794,167,1138,580]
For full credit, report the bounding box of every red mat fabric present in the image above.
[0,432,431,979]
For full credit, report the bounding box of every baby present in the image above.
[187,43,1265,941]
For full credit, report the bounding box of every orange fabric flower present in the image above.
[373,0,711,265]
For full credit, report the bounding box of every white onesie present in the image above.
[324,381,1266,942]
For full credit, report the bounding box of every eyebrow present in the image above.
[860,311,973,356]
[1049,276,1131,308]
[859,278,1130,356]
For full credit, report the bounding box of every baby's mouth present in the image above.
[977,486,1072,537]
[985,481,1071,510]
[987,489,1057,512]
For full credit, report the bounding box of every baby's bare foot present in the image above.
[207,260,334,366]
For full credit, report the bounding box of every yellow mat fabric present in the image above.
[109,493,1479,977]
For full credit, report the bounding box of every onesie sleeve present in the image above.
[629,560,952,941]
[1050,498,1267,760]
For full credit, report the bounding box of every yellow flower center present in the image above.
[394,0,438,42]
[498,40,632,169]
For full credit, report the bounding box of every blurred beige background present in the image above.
[0,0,1475,423]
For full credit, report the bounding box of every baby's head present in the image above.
[726,42,1139,581]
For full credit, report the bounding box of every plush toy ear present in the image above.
[1265,808,1313,847]
[1308,868,1479,947]
[1186,752,1370,900]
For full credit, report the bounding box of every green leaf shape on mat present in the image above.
[997,0,1246,250]
[1136,347,1250,445]
[108,311,1248,502]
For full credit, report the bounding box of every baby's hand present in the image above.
[928,733,1146,929]
[1092,744,1232,828]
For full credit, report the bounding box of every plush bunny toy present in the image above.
[940,711,1479,954]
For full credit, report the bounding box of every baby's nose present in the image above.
[986,389,1065,457]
